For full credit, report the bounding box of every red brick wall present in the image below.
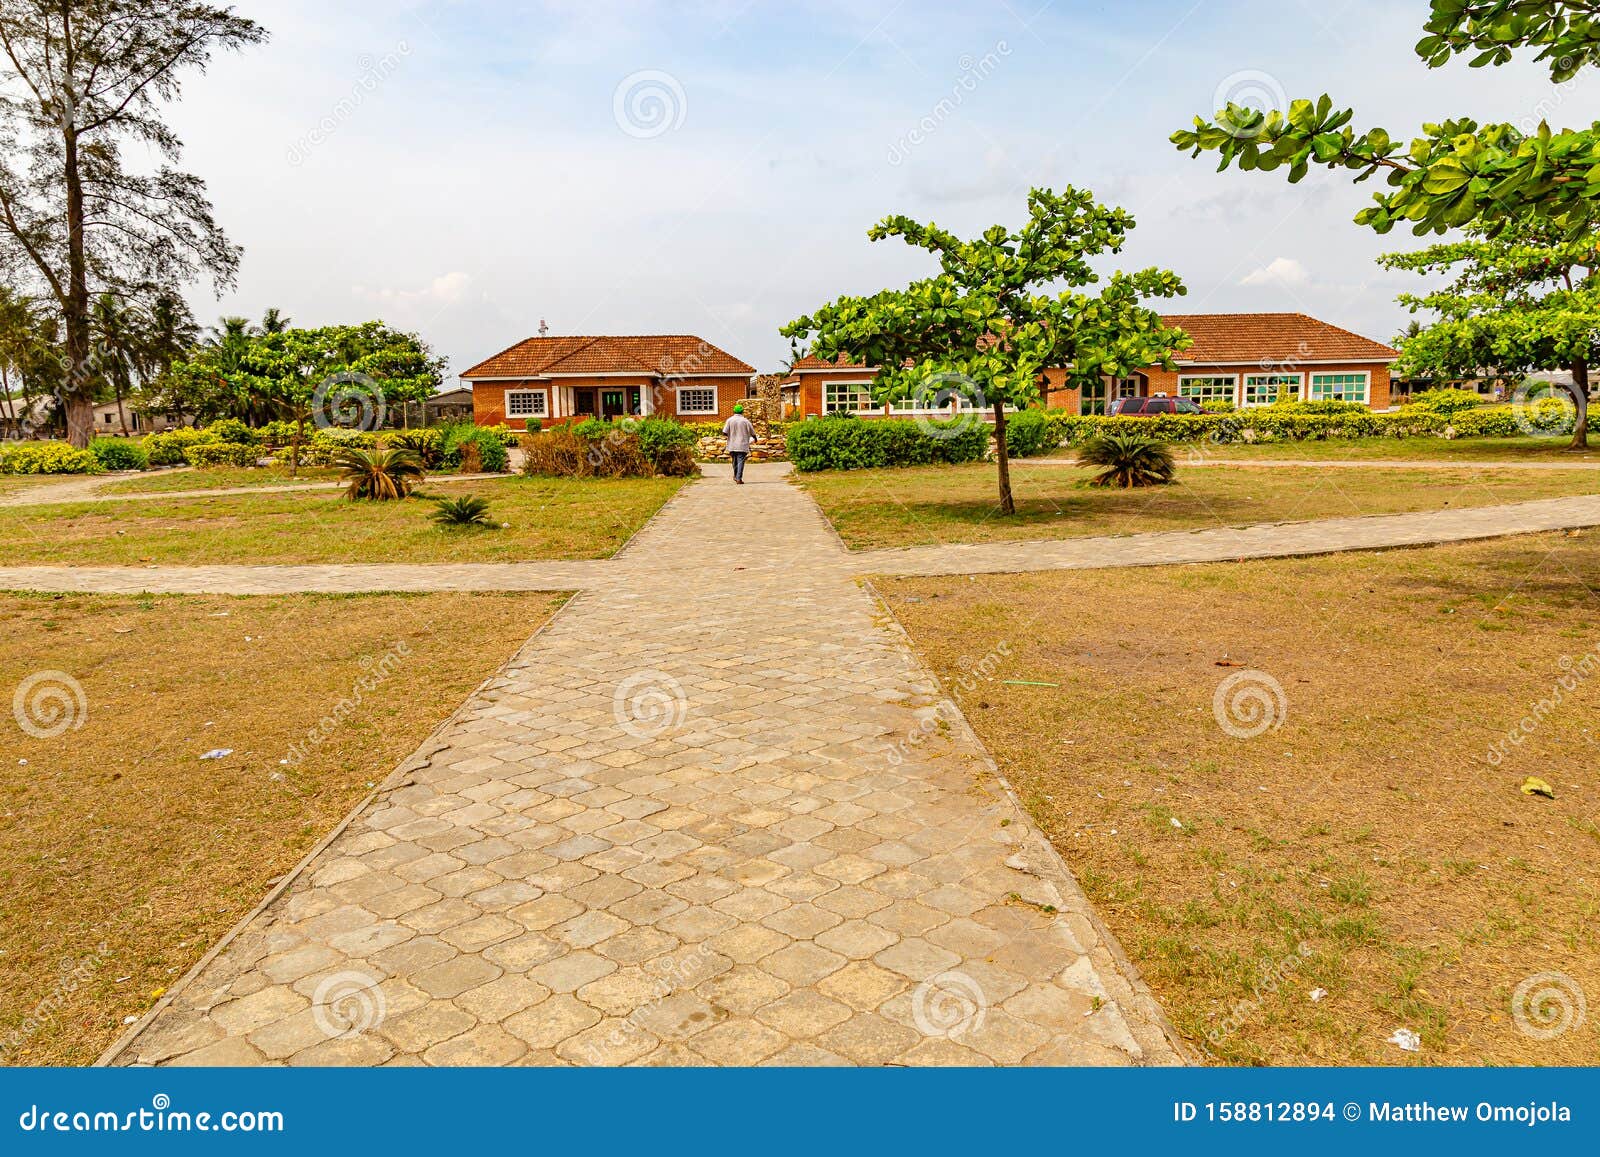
[470,376,751,430]
[784,370,894,419]
[1044,362,1394,413]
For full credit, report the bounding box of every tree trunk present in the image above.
[993,400,1015,516]
[290,412,304,479]
[60,48,94,448]
[1568,360,1589,451]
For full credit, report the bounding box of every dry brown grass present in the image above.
[880,532,1600,1065]
[0,475,685,565]
[802,462,1600,551]
[0,589,564,1065]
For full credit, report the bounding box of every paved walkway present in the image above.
[847,492,1600,577]
[12,491,1600,596]
[105,464,1179,1067]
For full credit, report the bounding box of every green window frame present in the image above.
[1243,373,1300,407]
[823,381,875,414]
[1178,375,1237,405]
[1308,372,1368,403]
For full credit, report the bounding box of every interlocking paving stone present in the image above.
[107,463,1181,1067]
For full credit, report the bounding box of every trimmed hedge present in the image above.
[90,438,150,471]
[1046,403,1447,446]
[142,427,211,466]
[1408,388,1486,417]
[0,442,102,475]
[203,417,259,445]
[1001,409,1057,458]
[186,441,263,467]
[787,414,988,471]
[1447,399,1573,437]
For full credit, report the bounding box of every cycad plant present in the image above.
[1076,431,1176,488]
[429,495,495,527]
[335,445,425,500]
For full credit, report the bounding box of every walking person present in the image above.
[723,403,756,485]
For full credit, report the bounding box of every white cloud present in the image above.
[354,271,472,309]
[1241,257,1310,287]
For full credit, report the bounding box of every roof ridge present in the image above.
[536,335,619,374]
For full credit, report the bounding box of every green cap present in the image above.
[733,403,744,412]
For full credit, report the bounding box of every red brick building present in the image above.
[462,335,754,430]
[780,312,1398,417]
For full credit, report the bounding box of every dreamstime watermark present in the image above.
[613,70,686,139]
[12,670,87,739]
[0,942,109,1061]
[1485,647,1597,767]
[885,698,961,767]
[885,642,1011,766]
[1514,54,1590,135]
[1212,668,1287,739]
[287,43,411,166]
[1211,69,1288,139]
[1207,941,1313,1047]
[911,969,988,1039]
[887,41,1011,165]
[1509,379,1577,438]
[284,641,412,765]
[311,969,388,1039]
[905,371,989,440]
[1511,972,1587,1042]
[312,371,386,432]
[579,944,719,1064]
[613,669,689,739]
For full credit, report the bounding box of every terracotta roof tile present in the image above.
[1161,313,1396,364]
[462,335,754,379]
[782,313,1395,375]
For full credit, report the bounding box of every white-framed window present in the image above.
[1308,371,1369,403]
[1178,375,1238,406]
[504,388,548,418]
[675,387,718,415]
[824,380,876,414]
[1242,373,1301,407]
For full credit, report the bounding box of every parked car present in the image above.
[1109,395,1204,416]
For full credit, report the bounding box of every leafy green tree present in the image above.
[0,3,265,445]
[780,187,1188,514]
[1171,2,1600,237]
[1382,219,1598,446]
[164,322,444,475]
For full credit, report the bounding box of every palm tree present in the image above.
[430,495,495,526]
[130,293,200,422]
[1076,431,1177,488]
[258,306,290,334]
[335,445,426,500]
[90,293,140,435]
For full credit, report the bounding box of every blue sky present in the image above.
[169,0,1569,377]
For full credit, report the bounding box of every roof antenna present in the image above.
[538,318,549,337]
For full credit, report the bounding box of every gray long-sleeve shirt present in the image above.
[722,413,756,453]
